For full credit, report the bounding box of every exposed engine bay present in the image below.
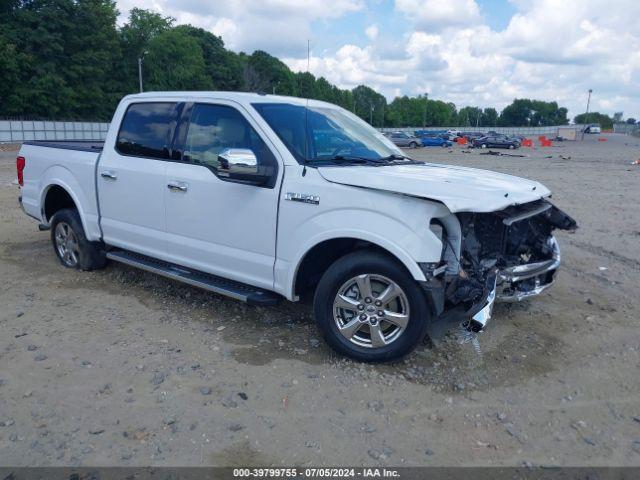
[427,199,577,331]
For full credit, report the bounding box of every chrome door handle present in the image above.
[167,181,188,192]
[100,170,117,180]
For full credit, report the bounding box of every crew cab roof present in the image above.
[121,91,339,109]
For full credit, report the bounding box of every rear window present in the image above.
[116,102,179,159]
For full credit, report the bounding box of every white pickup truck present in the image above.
[17,92,576,362]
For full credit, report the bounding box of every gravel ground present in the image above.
[0,134,639,467]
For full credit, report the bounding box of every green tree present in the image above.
[352,85,386,126]
[241,50,296,95]
[457,106,482,127]
[481,107,498,127]
[145,29,209,90]
[296,71,316,98]
[118,8,174,93]
[573,112,613,130]
[499,99,533,126]
[173,25,242,90]
[0,34,21,113]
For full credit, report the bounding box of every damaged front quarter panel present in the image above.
[428,199,577,331]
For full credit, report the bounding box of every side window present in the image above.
[183,104,276,171]
[116,102,178,159]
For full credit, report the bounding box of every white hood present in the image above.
[317,162,551,213]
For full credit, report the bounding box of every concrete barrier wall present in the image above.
[0,120,109,142]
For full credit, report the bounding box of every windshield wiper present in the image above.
[324,155,388,166]
[378,154,422,164]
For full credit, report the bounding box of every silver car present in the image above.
[385,131,421,148]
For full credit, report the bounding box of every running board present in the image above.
[106,250,281,306]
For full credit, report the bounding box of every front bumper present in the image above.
[464,236,560,332]
[496,236,561,302]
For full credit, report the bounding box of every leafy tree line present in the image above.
[2,0,574,128]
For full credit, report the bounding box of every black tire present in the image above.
[313,251,431,362]
[50,208,106,271]
[409,141,418,148]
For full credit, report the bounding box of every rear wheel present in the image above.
[51,208,106,270]
[481,143,487,148]
[313,251,430,362]
[409,141,418,148]
[509,144,515,149]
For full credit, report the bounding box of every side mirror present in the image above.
[217,148,270,186]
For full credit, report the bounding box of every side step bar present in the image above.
[106,250,281,306]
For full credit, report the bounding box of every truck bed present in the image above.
[19,141,103,239]
[23,140,104,152]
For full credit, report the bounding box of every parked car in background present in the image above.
[418,134,453,147]
[438,132,459,141]
[508,134,527,143]
[472,135,521,149]
[384,131,421,148]
[583,124,601,134]
[460,131,485,140]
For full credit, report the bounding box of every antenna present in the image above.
[303,39,311,176]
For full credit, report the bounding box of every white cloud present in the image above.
[117,0,364,56]
[395,0,481,31]
[290,0,640,118]
[116,0,640,118]
[365,24,379,41]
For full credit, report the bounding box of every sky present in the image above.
[114,0,640,119]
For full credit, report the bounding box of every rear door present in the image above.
[162,101,282,290]
[97,101,180,259]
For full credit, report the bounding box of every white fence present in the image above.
[0,120,109,143]
[380,125,589,137]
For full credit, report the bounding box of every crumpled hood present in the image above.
[317,162,551,213]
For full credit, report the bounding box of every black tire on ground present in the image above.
[509,144,515,149]
[50,208,106,271]
[313,251,431,362]
[409,141,418,148]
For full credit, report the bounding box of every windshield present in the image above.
[252,102,404,165]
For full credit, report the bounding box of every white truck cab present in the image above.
[17,92,576,361]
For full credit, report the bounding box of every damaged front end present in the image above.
[424,200,577,332]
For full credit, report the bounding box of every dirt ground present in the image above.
[1,134,639,467]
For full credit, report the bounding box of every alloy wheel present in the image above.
[333,274,410,348]
[54,222,80,267]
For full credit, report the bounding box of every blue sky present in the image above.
[116,0,640,119]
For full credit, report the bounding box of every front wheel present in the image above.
[481,143,487,148]
[313,251,431,362]
[409,141,418,148]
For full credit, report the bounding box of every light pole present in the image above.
[138,50,148,93]
[370,103,375,126]
[581,89,593,140]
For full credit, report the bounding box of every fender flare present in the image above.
[287,229,428,300]
[39,166,93,239]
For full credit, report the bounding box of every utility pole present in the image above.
[370,103,374,125]
[138,51,148,93]
[581,89,593,140]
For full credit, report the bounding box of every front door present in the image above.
[163,101,282,290]
[97,101,180,259]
